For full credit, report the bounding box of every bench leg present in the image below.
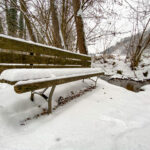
[48,85,56,114]
[30,86,56,114]
[95,76,99,87]
[30,88,49,102]
[30,92,34,101]
[89,76,99,87]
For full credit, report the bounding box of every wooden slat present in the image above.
[0,79,16,85]
[0,52,91,66]
[0,35,91,61]
[14,72,104,93]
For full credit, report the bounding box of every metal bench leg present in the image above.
[30,92,34,101]
[48,85,56,114]
[30,88,49,102]
[95,76,99,87]
[89,76,99,87]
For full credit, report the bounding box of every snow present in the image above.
[15,71,103,86]
[0,68,103,82]
[93,54,150,80]
[77,8,83,17]
[0,78,150,150]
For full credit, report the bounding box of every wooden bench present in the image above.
[0,34,104,114]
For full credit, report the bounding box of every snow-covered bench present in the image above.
[0,34,104,113]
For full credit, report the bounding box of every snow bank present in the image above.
[93,54,150,80]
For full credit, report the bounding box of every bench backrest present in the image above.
[0,34,91,73]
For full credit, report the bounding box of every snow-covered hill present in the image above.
[103,30,150,55]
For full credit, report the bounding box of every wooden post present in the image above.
[48,85,56,114]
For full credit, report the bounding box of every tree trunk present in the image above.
[130,18,150,69]
[61,0,67,48]
[20,0,37,42]
[0,18,4,34]
[5,0,18,37]
[72,0,87,54]
[50,0,63,48]
[19,12,24,38]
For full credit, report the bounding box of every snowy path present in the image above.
[0,79,150,150]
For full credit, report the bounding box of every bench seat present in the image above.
[0,68,103,83]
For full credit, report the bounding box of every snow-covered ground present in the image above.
[0,78,150,150]
[93,54,150,80]
[0,54,150,150]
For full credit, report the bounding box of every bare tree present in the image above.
[130,18,150,69]
[124,0,150,69]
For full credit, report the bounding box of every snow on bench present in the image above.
[0,68,103,82]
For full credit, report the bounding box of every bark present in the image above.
[4,0,17,36]
[61,0,68,48]
[50,0,63,48]
[20,0,37,42]
[0,18,4,34]
[72,0,88,54]
[19,12,24,38]
[8,0,18,37]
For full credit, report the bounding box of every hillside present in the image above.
[103,30,150,55]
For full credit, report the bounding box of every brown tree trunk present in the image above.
[72,0,87,54]
[130,18,150,69]
[61,0,68,48]
[50,0,63,48]
[0,17,4,34]
[20,0,37,42]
